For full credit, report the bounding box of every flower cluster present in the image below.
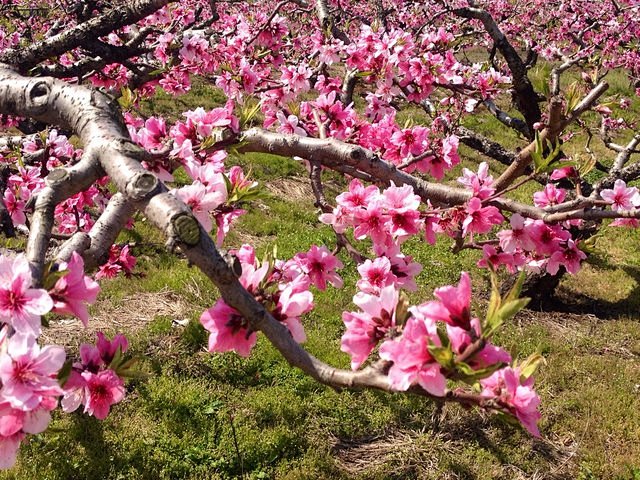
[341,272,541,436]
[1,130,87,232]
[200,244,343,357]
[61,333,129,420]
[95,245,137,280]
[0,253,116,467]
[320,179,428,252]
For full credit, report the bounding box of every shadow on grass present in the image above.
[527,258,640,321]
[330,412,572,479]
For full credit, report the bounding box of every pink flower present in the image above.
[390,126,428,158]
[173,181,226,232]
[276,112,307,136]
[353,202,391,246]
[441,134,461,168]
[0,254,53,340]
[224,167,251,192]
[295,245,343,290]
[94,332,129,366]
[457,162,495,199]
[528,221,570,256]
[549,166,577,180]
[481,367,541,437]
[138,116,167,150]
[431,272,472,330]
[336,179,379,209]
[533,184,566,208]
[462,197,504,236]
[117,245,137,274]
[2,189,26,226]
[0,432,24,469]
[610,218,640,228]
[0,398,56,437]
[477,245,520,273]
[61,370,86,414]
[0,336,65,411]
[95,263,122,280]
[382,184,423,239]
[81,370,125,420]
[380,244,423,291]
[600,179,640,211]
[546,239,587,275]
[357,257,396,294]
[378,309,446,396]
[215,208,245,247]
[200,300,256,357]
[446,319,511,368]
[49,252,100,326]
[497,214,536,253]
[341,286,399,370]
[273,276,314,343]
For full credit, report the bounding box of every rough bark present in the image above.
[0,0,172,71]
[453,6,541,136]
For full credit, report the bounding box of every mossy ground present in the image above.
[3,72,640,480]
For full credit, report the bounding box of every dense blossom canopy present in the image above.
[0,0,638,468]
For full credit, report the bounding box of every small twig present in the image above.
[227,411,244,477]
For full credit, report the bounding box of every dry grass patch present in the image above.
[41,288,191,346]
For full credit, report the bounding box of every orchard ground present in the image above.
[2,75,640,480]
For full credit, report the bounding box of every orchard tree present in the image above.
[0,0,639,467]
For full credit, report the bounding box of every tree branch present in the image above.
[0,0,172,70]
[453,5,541,134]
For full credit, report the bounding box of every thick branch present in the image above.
[612,133,640,171]
[453,6,541,133]
[456,125,516,167]
[315,0,350,43]
[0,0,171,70]
[238,128,472,206]
[483,99,530,137]
[0,165,15,237]
[56,193,136,268]
[493,82,608,191]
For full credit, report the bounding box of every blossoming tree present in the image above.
[0,0,639,467]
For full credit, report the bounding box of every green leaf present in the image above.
[57,360,73,387]
[518,351,546,381]
[485,271,502,328]
[532,133,568,174]
[504,271,526,303]
[115,356,149,379]
[531,132,545,172]
[428,341,455,369]
[565,81,581,114]
[108,346,124,371]
[577,154,596,176]
[240,100,263,128]
[496,298,530,323]
[42,261,68,291]
[233,187,266,203]
[199,135,217,151]
[222,172,234,197]
[118,87,134,110]
[484,272,530,338]
[579,232,603,255]
[455,361,506,384]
